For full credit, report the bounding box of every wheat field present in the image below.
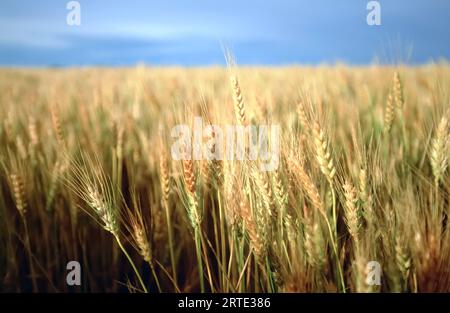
[0,64,449,292]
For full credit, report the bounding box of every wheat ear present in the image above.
[129,214,162,292]
[10,172,38,291]
[395,236,411,289]
[383,92,395,133]
[159,152,171,203]
[28,116,39,147]
[312,120,336,183]
[298,101,309,131]
[272,169,287,216]
[288,160,324,214]
[86,184,118,235]
[10,173,27,217]
[181,151,205,291]
[430,114,449,185]
[343,181,360,244]
[182,157,201,228]
[51,105,64,146]
[230,76,246,125]
[159,150,177,288]
[393,71,404,110]
[240,200,265,259]
[303,206,325,268]
[358,168,373,223]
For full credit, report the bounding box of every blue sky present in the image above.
[0,0,449,66]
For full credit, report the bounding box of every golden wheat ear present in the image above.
[230,76,247,125]
[430,114,449,185]
[51,105,65,146]
[312,120,336,184]
[297,101,309,131]
[159,151,171,204]
[240,200,265,259]
[342,180,360,244]
[383,92,395,133]
[393,71,404,110]
[10,173,27,217]
[288,159,324,215]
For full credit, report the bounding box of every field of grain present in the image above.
[0,65,449,292]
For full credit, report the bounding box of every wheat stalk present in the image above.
[10,172,37,291]
[126,202,162,292]
[159,150,177,289]
[180,147,206,291]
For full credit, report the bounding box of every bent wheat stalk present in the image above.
[10,173,38,291]
[67,154,148,292]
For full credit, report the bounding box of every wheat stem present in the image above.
[114,235,148,293]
